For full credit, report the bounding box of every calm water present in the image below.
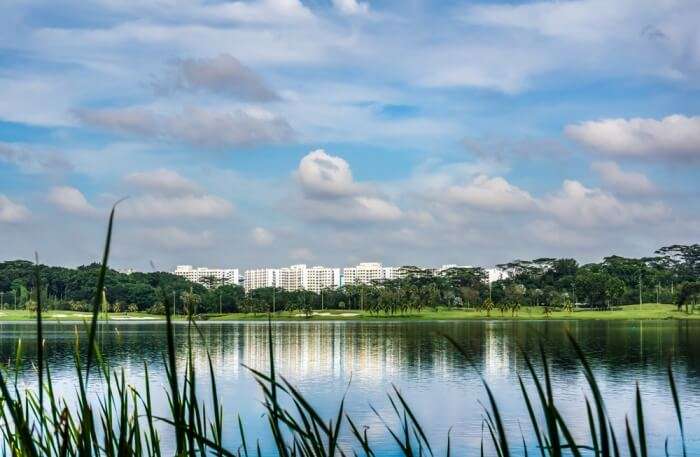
[1,320,698,455]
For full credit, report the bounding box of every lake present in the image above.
[1,320,698,455]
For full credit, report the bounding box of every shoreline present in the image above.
[0,303,697,323]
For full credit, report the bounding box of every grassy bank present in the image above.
[1,303,697,322]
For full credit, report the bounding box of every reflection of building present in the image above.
[173,265,240,287]
[244,268,279,292]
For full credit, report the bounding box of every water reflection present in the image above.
[0,320,698,455]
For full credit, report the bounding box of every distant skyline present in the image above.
[1,0,699,271]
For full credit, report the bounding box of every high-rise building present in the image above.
[244,268,279,292]
[306,266,341,293]
[343,262,386,286]
[278,264,308,292]
[382,266,404,281]
[173,265,240,287]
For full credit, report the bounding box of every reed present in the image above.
[0,212,689,456]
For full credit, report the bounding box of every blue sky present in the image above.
[1,0,699,270]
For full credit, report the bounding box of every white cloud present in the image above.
[590,161,657,195]
[346,196,402,222]
[139,226,214,249]
[444,175,535,212]
[526,219,597,248]
[542,180,668,228]
[124,169,200,195]
[0,142,72,173]
[201,0,315,25]
[300,195,402,224]
[297,149,358,198]
[121,194,233,219]
[332,0,369,16]
[295,149,402,224]
[251,227,275,246]
[290,247,314,261]
[464,0,640,43]
[0,195,30,223]
[75,106,295,148]
[155,54,279,101]
[48,186,97,215]
[566,115,700,159]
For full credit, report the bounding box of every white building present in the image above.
[343,262,387,285]
[173,265,240,287]
[278,264,308,292]
[382,266,404,281]
[244,268,279,292]
[306,266,341,293]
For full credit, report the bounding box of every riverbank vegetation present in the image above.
[1,244,699,317]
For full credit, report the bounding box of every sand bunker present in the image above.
[293,312,359,317]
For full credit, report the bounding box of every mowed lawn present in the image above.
[0,303,697,322]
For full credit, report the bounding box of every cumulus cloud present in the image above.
[251,227,275,246]
[295,149,402,224]
[444,175,536,212]
[75,106,294,149]
[332,0,369,15]
[542,180,668,228]
[124,169,200,195]
[121,194,233,219]
[297,149,359,198]
[48,186,97,215]
[155,54,279,101]
[0,195,30,223]
[590,161,657,195]
[565,115,700,159]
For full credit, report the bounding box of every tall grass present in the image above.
[0,211,690,456]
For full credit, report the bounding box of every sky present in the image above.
[0,0,699,271]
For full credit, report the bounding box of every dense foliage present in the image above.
[0,260,243,314]
[1,243,698,314]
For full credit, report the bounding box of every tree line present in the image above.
[0,243,698,315]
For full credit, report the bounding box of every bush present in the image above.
[70,300,87,312]
[148,302,165,315]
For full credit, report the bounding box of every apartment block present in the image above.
[244,268,279,292]
[306,266,341,293]
[342,262,386,286]
[173,265,240,287]
[278,264,308,292]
